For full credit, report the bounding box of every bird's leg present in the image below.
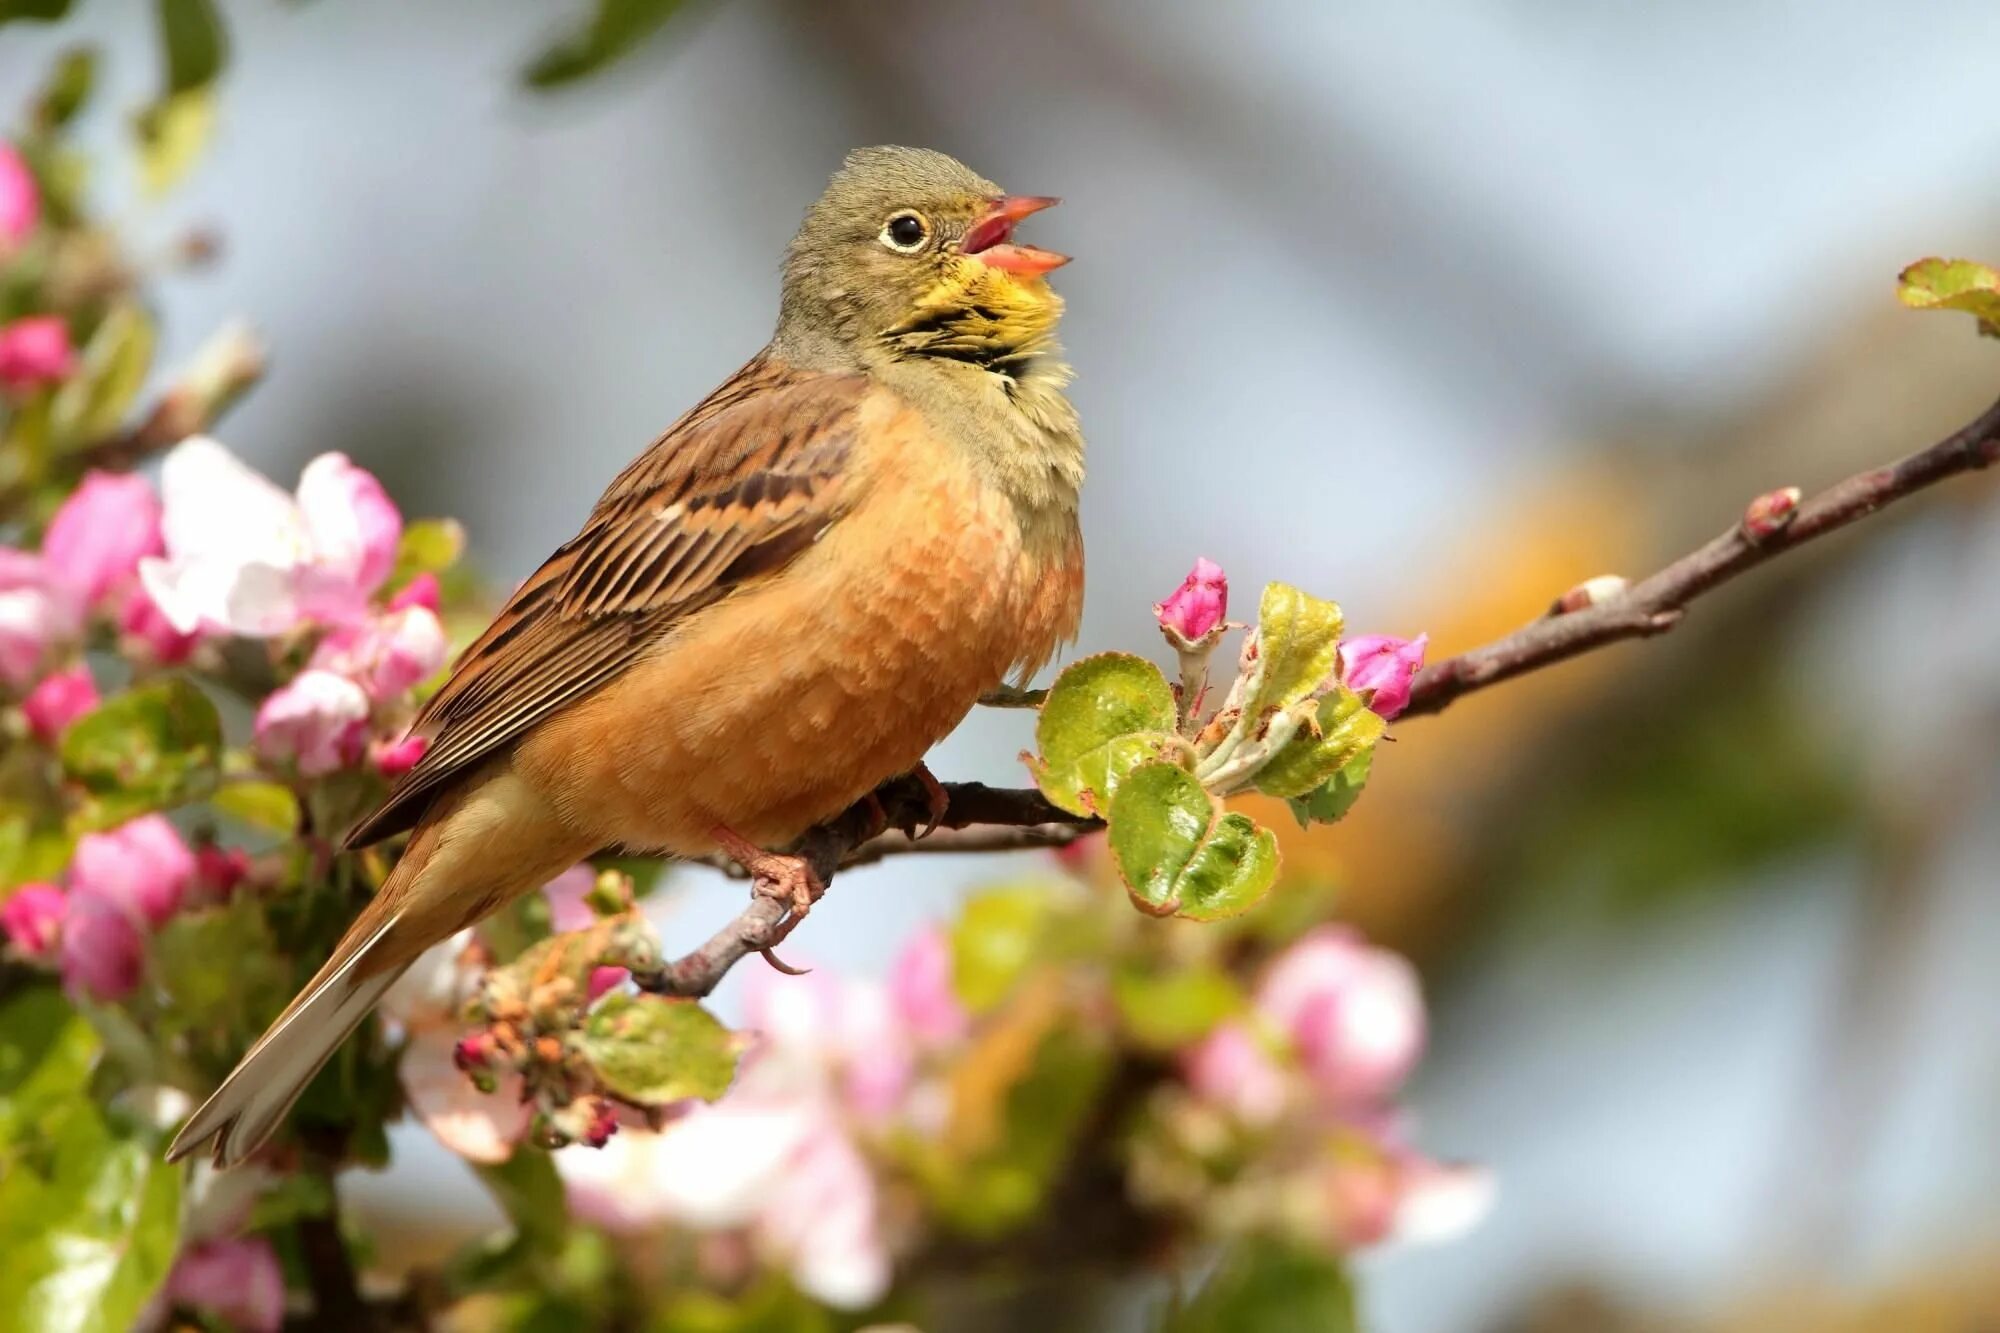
[709,825,823,920]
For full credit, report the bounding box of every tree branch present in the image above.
[1403,391,2000,717]
[634,390,2000,1000]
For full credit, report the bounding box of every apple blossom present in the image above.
[1337,633,1428,720]
[0,141,37,252]
[308,603,447,700]
[0,315,76,392]
[885,923,968,1046]
[253,668,371,775]
[1154,556,1228,643]
[165,1237,287,1333]
[1255,927,1424,1107]
[59,890,144,1001]
[140,438,403,637]
[69,815,196,929]
[41,471,164,608]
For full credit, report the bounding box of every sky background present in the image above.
[8,4,2000,1329]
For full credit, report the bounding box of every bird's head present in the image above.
[778,146,1068,375]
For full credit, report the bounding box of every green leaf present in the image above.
[34,47,97,129]
[1108,762,1216,915]
[523,0,691,88]
[0,0,73,23]
[950,884,1056,1013]
[1253,687,1384,801]
[1897,257,2000,337]
[0,1111,182,1333]
[155,0,226,95]
[579,994,738,1106]
[1244,583,1346,720]
[1031,652,1178,816]
[133,85,215,197]
[1109,763,1280,921]
[1285,748,1373,829]
[50,304,157,446]
[151,897,287,1040]
[1112,963,1243,1050]
[1162,1241,1356,1333]
[392,517,466,586]
[60,677,222,827]
[210,779,301,834]
[0,988,95,1148]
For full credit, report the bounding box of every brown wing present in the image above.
[345,356,868,847]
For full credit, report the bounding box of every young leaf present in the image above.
[1109,763,1281,920]
[1285,749,1374,829]
[33,46,96,130]
[133,85,215,196]
[392,517,467,585]
[1031,653,1178,816]
[1252,686,1385,801]
[1896,257,2000,338]
[210,779,301,834]
[950,884,1057,1013]
[523,0,691,88]
[60,677,222,827]
[1243,582,1346,720]
[155,0,226,94]
[50,303,157,445]
[1112,963,1243,1050]
[579,994,737,1106]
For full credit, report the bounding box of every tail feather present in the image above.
[167,912,408,1168]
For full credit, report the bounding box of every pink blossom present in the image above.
[0,316,77,392]
[21,665,98,742]
[745,966,912,1118]
[140,439,403,637]
[59,890,144,1001]
[41,471,164,608]
[1,883,66,957]
[193,845,251,903]
[755,1121,892,1308]
[0,551,63,687]
[388,571,441,614]
[1154,557,1228,642]
[309,605,446,700]
[886,924,968,1046]
[1255,927,1424,1107]
[588,965,628,1000]
[1182,1021,1289,1126]
[69,815,196,928]
[166,1237,287,1333]
[117,584,204,664]
[373,732,427,777]
[0,142,38,252]
[399,1026,532,1163]
[254,669,371,776]
[541,863,599,933]
[1337,633,1428,720]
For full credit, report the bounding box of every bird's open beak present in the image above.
[959,195,1068,275]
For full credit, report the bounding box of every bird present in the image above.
[168,146,1085,1168]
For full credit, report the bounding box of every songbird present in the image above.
[169,147,1085,1167]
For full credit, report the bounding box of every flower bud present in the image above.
[1743,486,1802,541]
[1338,633,1428,720]
[1154,557,1228,643]
[0,142,38,253]
[389,571,442,614]
[588,966,628,1001]
[166,1237,287,1333]
[1,883,66,957]
[70,815,196,929]
[41,471,164,608]
[373,732,428,778]
[59,891,144,1001]
[1549,574,1629,616]
[254,669,371,776]
[21,664,98,742]
[0,316,77,393]
[194,845,251,902]
[581,1096,620,1149]
[1181,1021,1289,1126]
[453,1030,501,1074]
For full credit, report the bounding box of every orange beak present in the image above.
[959,195,1068,275]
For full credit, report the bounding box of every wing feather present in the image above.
[344,357,866,847]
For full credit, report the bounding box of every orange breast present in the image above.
[516,392,1082,857]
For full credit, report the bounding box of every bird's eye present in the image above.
[880,211,930,253]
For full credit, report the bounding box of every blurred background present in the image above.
[8,3,2000,1329]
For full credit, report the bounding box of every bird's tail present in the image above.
[167,818,445,1169]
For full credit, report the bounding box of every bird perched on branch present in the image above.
[170,146,1085,1167]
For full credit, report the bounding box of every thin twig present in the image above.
[634,391,2000,1001]
[1403,392,2000,717]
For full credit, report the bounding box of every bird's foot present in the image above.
[910,763,949,840]
[710,825,824,920]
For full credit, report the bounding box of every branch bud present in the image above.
[1741,486,1801,542]
[1548,574,1629,616]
